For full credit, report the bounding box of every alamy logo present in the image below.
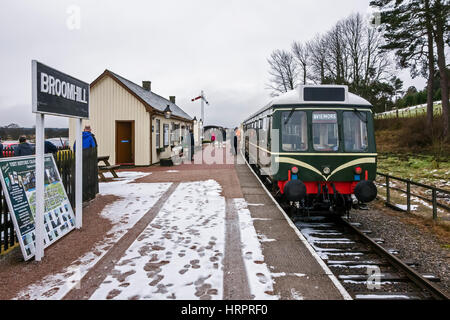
[366,266,381,290]
[66,5,81,30]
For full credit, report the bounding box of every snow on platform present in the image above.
[90,180,226,300]
[15,172,171,300]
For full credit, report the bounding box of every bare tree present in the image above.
[323,21,349,84]
[343,13,365,86]
[306,35,328,84]
[267,49,298,96]
[292,41,310,85]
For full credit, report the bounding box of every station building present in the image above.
[69,70,193,166]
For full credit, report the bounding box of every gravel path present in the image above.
[350,201,450,296]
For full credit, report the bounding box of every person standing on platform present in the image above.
[73,125,97,150]
[16,136,34,156]
[0,137,3,158]
[45,140,58,155]
[233,128,238,155]
[190,129,195,162]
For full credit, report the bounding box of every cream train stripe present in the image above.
[327,157,376,180]
[275,157,376,181]
[248,142,377,157]
[275,157,327,180]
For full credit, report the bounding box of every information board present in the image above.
[0,155,76,261]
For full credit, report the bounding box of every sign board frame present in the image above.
[31,60,88,261]
[32,60,90,119]
[0,154,77,261]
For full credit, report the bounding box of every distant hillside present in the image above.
[0,127,68,140]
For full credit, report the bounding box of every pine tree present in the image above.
[371,0,436,132]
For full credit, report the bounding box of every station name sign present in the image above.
[32,60,89,119]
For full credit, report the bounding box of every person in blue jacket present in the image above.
[73,125,97,151]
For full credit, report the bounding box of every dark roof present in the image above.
[96,70,192,121]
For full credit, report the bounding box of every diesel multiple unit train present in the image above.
[242,85,377,215]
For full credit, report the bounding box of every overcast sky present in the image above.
[0,0,426,129]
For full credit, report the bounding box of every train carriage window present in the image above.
[281,111,308,151]
[312,111,339,151]
[343,111,368,152]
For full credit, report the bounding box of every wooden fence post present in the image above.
[386,175,390,204]
[407,179,411,213]
[432,188,437,221]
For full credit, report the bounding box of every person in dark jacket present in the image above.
[45,140,58,154]
[190,129,195,161]
[0,137,3,158]
[73,125,97,151]
[16,136,34,156]
[233,130,238,155]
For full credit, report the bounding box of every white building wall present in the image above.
[69,76,150,166]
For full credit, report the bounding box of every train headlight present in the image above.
[323,167,331,175]
[291,166,299,174]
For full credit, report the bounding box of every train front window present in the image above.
[281,111,308,151]
[312,111,339,151]
[343,111,369,152]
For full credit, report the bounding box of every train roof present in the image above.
[243,85,372,123]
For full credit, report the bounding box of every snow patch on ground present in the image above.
[90,180,226,300]
[394,204,419,211]
[290,288,304,300]
[234,199,277,300]
[102,171,150,181]
[15,172,170,300]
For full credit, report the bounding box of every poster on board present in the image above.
[0,155,76,261]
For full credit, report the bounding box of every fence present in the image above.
[0,147,99,254]
[375,101,443,120]
[376,172,450,221]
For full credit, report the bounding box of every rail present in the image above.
[376,172,450,220]
[341,218,449,300]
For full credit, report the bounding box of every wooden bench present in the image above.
[98,156,120,181]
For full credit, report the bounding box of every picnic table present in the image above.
[98,156,120,181]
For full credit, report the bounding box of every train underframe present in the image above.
[277,182,355,217]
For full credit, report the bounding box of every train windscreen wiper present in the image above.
[284,108,296,125]
[353,108,368,123]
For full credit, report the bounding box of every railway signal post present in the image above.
[191,90,209,141]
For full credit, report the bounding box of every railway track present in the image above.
[247,163,450,300]
[295,216,449,300]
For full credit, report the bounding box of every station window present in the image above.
[312,111,339,151]
[163,124,169,147]
[343,111,368,152]
[281,111,308,151]
[155,119,160,148]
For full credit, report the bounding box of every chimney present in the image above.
[142,81,151,91]
[169,96,176,104]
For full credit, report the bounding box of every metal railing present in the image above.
[376,172,450,220]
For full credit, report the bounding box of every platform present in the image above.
[5,145,349,300]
